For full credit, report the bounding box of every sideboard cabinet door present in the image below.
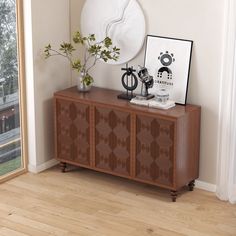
[55,99,90,166]
[94,106,131,177]
[135,114,175,187]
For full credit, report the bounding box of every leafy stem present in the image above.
[44,31,120,86]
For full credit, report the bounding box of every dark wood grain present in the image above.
[55,99,90,166]
[175,107,201,189]
[94,105,131,176]
[60,162,67,173]
[135,114,174,187]
[54,86,201,201]
[188,180,195,191]
[54,86,199,119]
[171,190,178,202]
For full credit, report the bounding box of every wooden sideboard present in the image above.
[54,86,201,202]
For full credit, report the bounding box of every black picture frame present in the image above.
[144,35,193,105]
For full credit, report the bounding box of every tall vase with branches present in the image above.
[44,31,120,91]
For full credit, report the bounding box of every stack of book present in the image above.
[130,97,176,110]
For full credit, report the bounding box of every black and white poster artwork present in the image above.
[145,35,193,105]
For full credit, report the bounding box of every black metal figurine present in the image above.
[137,66,154,100]
[117,63,138,100]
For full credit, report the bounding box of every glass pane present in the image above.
[0,0,22,176]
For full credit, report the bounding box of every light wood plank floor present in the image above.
[0,166,236,236]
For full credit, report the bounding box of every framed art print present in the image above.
[144,35,193,105]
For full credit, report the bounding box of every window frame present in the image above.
[0,0,28,183]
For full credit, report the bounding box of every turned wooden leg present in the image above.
[60,162,67,173]
[170,190,178,202]
[188,180,195,191]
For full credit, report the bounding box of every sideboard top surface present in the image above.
[54,86,200,119]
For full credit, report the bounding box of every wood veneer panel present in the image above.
[135,114,175,187]
[55,99,90,166]
[175,107,201,189]
[54,86,199,119]
[94,106,131,176]
[54,86,201,201]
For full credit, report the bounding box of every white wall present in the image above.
[71,0,225,184]
[23,0,225,184]
[24,0,71,172]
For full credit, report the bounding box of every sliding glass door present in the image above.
[0,0,27,181]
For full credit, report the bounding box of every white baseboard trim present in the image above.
[195,180,216,193]
[28,159,59,174]
[27,160,217,193]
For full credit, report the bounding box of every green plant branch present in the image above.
[83,53,93,70]
[86,55,100,74]
[44,31,120,86]
[46,49,73,64]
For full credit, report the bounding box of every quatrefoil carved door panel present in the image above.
[135,115,175,187]
[95,106,131,176]
[56,99,90,166]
